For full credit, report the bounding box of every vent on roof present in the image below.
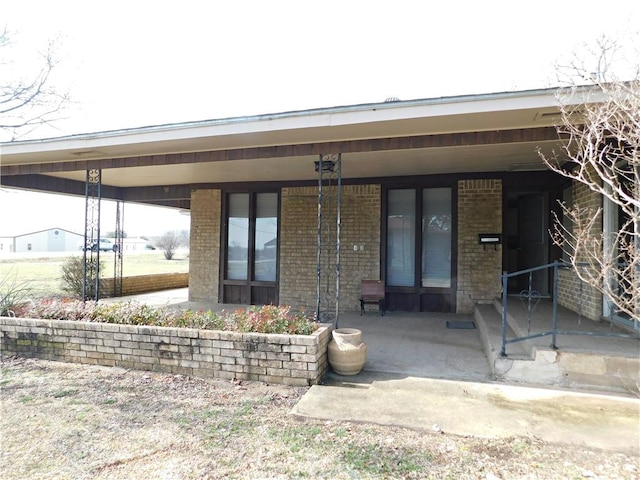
[535,110,584,122]
[384,97,400,102]
[509,162,549,172]
[71,150,101,157]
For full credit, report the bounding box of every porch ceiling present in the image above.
[39,140,560,187]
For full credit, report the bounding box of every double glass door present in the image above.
[223,192,278,305]
[386,187,454,311]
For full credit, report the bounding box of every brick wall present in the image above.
[557,181,603,320]
[1,317,330,386]
[457,179,503,313]
[280,185,381,311]
[189,189,221,302]
[103,273,188,296]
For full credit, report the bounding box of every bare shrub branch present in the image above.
[540,37,639,321]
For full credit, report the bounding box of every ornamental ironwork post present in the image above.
[315,153,342,327]
[83,169,102,301]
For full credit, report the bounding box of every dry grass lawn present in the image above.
[0,252,188,297]
[1,357,638,479]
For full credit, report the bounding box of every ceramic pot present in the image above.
[327,328,367,375]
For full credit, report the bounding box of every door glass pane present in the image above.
[387,189,415,286]
[254,193,278,281]
[422,188,452,287]
[227,193,249,280]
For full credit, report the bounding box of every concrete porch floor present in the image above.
[334,311,492,383]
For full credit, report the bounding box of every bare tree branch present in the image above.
[0,30,69,140]
[540,37,639,321]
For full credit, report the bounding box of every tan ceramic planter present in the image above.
[327,328,367,375]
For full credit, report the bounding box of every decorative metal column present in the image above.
[82,169,102,301]
[113,201,124,297]
[315,153,342,326]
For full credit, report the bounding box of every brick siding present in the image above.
[189,189,221,302]
[1,317,330,386]
[556,181,603,320]
[457,179,503,313]
[279,185,381,311]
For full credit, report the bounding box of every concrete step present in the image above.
[474,302,640,395]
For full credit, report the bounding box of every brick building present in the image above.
[0,86,628,326]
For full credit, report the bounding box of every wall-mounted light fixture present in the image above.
[478,233,501,251]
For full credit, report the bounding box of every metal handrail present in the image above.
[500,260,637,357]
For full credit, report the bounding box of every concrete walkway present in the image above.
[299,311,639,455]
[292,375,640,454]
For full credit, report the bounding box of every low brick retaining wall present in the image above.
[102,272,189,297]
[0,317,330,386]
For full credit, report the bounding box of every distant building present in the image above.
[3,228,83,253]
[0,236,12,253]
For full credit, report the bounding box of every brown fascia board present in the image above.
[1,127,563,176]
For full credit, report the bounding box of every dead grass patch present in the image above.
[1,358,637,479]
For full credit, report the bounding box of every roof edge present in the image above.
[1,85,588,147]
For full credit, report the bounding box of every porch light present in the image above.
[314,159,336,172]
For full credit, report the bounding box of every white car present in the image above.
[82,239,118,252]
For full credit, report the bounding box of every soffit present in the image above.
[42,140,561,187]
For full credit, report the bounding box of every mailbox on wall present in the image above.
[478,233,502,250]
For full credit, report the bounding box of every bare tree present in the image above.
[539,37,639,321]
[157,231,180,260]
[0,28,69,140]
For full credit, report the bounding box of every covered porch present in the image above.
[106,288,639,394]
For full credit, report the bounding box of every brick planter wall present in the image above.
[102,273,188,297]
[1,318,330,386]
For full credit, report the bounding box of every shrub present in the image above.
[21,299,319,335]
[156,231,180,260]
[25,297,97,322]
[0,271,32,317]
[61,256,106,298]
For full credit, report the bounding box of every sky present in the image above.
[1,0,639,237]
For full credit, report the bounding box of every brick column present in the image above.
[457,179,503,313]
[557,181,603,320]
[189,189,221,302]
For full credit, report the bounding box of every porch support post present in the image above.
[113,201,124,297]
[551,260,559,349]
[315,153,342,326]
[500,271,508,357]
[83,169,102,301]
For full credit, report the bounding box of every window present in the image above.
[387,189,415,286]
[225,192,278,283]
[386,187,452,288]
[421,188,452,287]
[254,193,278,282]
[227,193,249,280]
